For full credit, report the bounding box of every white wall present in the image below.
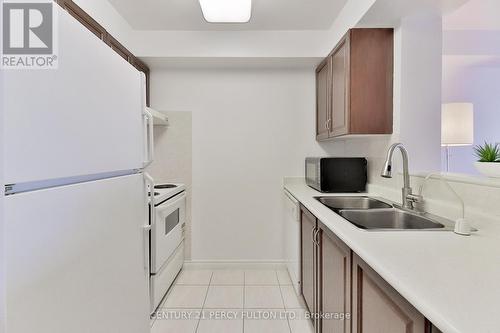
[150,67,344,261]
[397,14,442,172]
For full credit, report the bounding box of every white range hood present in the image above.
[146,107,169,126]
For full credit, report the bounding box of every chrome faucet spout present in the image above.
[381,143,415,209]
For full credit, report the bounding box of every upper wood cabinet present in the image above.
[330,38,349,137]
[316,57,332,141]
[316,28,394,141]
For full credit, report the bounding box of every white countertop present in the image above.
[284,178,500,333]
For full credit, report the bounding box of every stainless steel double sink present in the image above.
[316,196,455,231]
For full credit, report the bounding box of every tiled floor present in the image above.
[151,268,314,333]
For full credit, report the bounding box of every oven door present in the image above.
[151,192,186,274]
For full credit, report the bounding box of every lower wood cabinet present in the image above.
[300,205,352,332]
[319,225,352,333]
[299,205,434,333]
[352,254,427,333]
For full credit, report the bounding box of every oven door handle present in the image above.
[164,192,186,207]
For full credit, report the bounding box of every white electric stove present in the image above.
[149,183,186,204]
[148,183,186,313]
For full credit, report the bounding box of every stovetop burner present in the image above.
[154,184,178,189]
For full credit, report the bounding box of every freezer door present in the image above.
[4,174,150,333]
[3,6,145,185]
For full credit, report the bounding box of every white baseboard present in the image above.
[182,260,286,270]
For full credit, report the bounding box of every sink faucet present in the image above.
[381,143,420,210]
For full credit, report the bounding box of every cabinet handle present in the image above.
[311,227,320,246]
[326,118,331,130]
[313,228,320,246]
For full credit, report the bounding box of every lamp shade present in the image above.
[441,103,474,146]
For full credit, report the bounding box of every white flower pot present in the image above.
[474,162,500,178]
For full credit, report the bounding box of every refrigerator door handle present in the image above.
[142,109,154,168]
[144,172,155,276]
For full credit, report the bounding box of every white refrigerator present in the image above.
[3,6,152,333]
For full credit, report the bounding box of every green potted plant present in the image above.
[474,142,500,178]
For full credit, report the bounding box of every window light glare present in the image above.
[198,0,252,23]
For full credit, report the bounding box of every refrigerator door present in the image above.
[4,174,150,333]
[3,6,146,185]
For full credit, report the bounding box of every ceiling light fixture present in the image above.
[198,0,252,23]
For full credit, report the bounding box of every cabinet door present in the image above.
[349,28,393,134]
[352,254,426,333]
[301,206,317,317]
[320,227,352,333]
[330,38,349,137]
[316,58,332,141]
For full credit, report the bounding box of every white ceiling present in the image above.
[442,0,500,67]
[444,0,500,30]
[358,0,468,27]
[107,0,348,31]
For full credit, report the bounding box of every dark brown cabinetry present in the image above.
[300,206,352,332]
[352,254,427,333]
[319,225,352,333]
[316,58,332,141]
[316,29,394,141]
[299,206,433,333]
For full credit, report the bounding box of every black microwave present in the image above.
[305,157,367,193]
